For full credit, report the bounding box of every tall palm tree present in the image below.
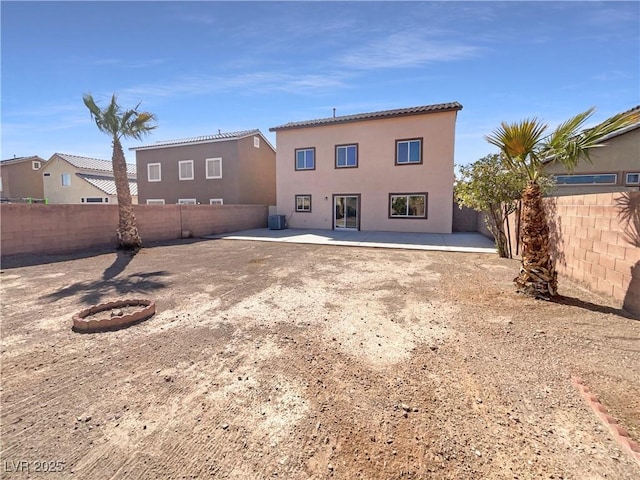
[485,107,639,299]
[83,94,157,250]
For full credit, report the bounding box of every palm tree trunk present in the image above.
[112,137,142,250]
[515,181,557,299]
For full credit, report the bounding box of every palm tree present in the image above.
[485,107,639,299]
[83,94,157,250]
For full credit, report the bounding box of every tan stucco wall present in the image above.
[237,135,277,205]
[0,159,45,199]
[135,135,276,205]
[544,127,640,196]
[41,157,123,204]
[275,111,457,233]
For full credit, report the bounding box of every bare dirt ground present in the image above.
[1,238,639,479]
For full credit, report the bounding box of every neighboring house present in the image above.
[0,155,47,201]
[269,102,462,233]
[42,153,137,204]
[543,105,640,196]
[130,129,276,206]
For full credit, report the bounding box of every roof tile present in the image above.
[269,102,463,131]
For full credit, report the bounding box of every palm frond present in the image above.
[542,107,639,172]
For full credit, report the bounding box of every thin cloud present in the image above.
[120,70,350,102]
[339,33,482,70]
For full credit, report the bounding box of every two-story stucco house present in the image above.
[42,153,137,204]
[543,106,640,196]
[269,102,462,233]
[0,155,47,202]
[130,129,276,206]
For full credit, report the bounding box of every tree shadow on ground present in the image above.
[103,250,136,280]
[551,295,639,321]
[44,270,170,306]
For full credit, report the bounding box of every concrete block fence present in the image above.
[0,204,268,257]
[508,192,639,315]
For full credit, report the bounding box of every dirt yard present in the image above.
[1,239,639,479]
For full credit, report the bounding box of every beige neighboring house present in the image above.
[543,105,640,196]
[42,153,137,204]
[269,102,462,233]
[0,155,47,202]
[130,129,276,206]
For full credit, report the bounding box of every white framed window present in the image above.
[295,148,315,170]
[206,158,222,179]
[179,160,194,180]
[396,138,423,165]
[254,136,260,148]
[389,193,428,218]
[178,198,196,205]
[209,198,224,205]
[295,194,312,212]
[146,199,165,205]
[336,144,358,168]
[625,172,640,185]
[555,173,617,185]
[61,173,71,186]
[32,161,41,170]
[147,163,161,182]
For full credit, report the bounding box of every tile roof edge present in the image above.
[269,102,463,131]
[129,129,267,151]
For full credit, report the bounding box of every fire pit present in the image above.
[72,299,155,333]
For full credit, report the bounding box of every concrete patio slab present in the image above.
[207,228,497,253]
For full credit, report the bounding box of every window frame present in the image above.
[206,157,222,179]
[294,147,316,171]
[61,173,71,187]
[554,173,618,186]
[395,138,423,165]
[178,160,194,181]
[624,172,640,185]
[146,199,165,205]
[82,197,105,203]
[335,143,359,169]
[209,198,224,205]
[253,136,260,148]
[147,163,162,182]
[388,192,428,219]
[178,198,197,205]
[32,161,41,170]
[295,194,312,212]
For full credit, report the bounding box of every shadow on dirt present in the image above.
[43,270,170,306]
[552,295,639,321]
[0,237,218,270]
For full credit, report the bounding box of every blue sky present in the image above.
[2,1,639,169]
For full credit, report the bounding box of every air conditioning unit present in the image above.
[268,215,287,230]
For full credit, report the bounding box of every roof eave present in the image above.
[269,103,463,132]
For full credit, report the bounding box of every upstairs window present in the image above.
[625,172,640,185]
[336,144,358,168]
[147,163,161,182]
[395,138,422,165]
[206,158,222,179]
[254,136,260,148]
[555,174,617,185]
[61,173,71,186]
[210,198,224,205]
[295,148,315,170]
[178,198,196,205]
[179,160,194,180]
[147,199,165,205]
[32,161,41,170]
